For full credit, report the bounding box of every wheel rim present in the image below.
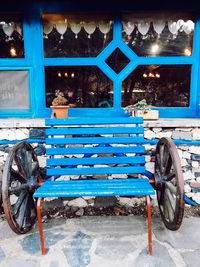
[155,137,184,230]
[2,142,39,234]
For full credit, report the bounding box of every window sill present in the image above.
[0,118,200,128]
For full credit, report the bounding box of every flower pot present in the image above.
[50,105,69,118]
[134,110,159,120]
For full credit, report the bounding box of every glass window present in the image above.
[45,66,113,108]
[122,65,191,107]
[0,70,29,109]
[0,14,24,58]
[122,12,194,57]
[42,13,113,57]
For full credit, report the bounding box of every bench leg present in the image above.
[146,195,152,255]
[37,198,47,255]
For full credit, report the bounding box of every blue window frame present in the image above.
[0,1,200,118]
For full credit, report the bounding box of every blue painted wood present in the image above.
[46,146,145,155]
[33,178,155,198]
[47,156,145,166]
[46,136,144,145]
[45,126,144,135]
[46,166,145,176]
[45,117,143,126]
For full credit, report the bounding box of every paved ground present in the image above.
[0,215,200,267]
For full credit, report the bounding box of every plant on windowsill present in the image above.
[50,90,74,118]
[124,99,159,120]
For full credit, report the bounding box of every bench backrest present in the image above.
[45,117,146,178]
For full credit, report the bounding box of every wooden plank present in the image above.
[46,166,145,176]
[47,156,145,166]
[45,117,143,126]
[45,126,144,136]
[46,146,145,155]
[46,136,145,145]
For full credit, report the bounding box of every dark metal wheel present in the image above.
[2,142,39,234]
[155,137,184,230]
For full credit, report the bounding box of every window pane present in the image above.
[122,65,191,107]
[0,70,29,109]
[122,13,194,57]
[42,13,113,57]
[45,66,113,108]
[0,14,24,58]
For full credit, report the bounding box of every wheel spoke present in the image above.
[16,194,29,229]
[165,188,176,212]
[165,181,177,195]
[165,171,175,182]
[164,196,174,222]
[13,191,27,216]
[26,150,32,178]
[14,154,27,180]
[10,167,26,184]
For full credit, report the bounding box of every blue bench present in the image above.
[33,117,155,255]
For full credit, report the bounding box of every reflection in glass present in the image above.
[122,65,191,107]
[0,71,29,109]
[42,14,113,57]
[0,14,24,58]
[105,48,130,74]
[122,13,194,57]
[45,66,113,108]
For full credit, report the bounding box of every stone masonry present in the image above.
[1,119,200,204]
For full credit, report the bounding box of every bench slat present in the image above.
[33,178,154,198]
[46,146,145,155]
[45,126,144,136]
[47,156,145,166]
[47,166,145,176]
[45,117,143,126]
[46,136,144,145]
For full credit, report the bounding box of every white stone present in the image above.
[70,175,80,180]
[0,157,4,164]
[82,196,95,200]
[37,156,46,168]
[192,161,199,168]
[145,162,155,173]
[196,177,200,183]
[181,158,188,167]
[144,144,155,151]
[145,155,151,162]
[144,130,156,140]
[111,173,128,179]
[3,153,8,161]
[152,127,162,133]
[118,197,145,207]
[184,184,191,193]
[182,151,191,159]
[192,128,200,140]
[175,128,192,132]
[57,175,70,181]
[177,149,182,159]
[0,151,4,156]
[183,171,195,180]
[187,192,195,198]
[155,131,172,139]
[189,146,200,154]
[7,129,16,141]
[178,145,189,151]
[68,197,88,208]
[192,193,200,204]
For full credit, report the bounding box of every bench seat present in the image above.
[33,178,155,198]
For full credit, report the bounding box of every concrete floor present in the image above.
[0,215,200,267]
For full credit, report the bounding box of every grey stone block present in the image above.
[191,154,200,161]
[135,240,175,267]
[172,131,192,140]
[63,231,93,267]
[94,196,118,208]
[181,250,200,267]
[95,239,135,260]
[34,144,46,156]
[29,128,45,139]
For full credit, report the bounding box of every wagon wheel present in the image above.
[155,137,184,230]
[2,142,39,234]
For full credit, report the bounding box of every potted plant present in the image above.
[124,99,159,120]
[50,90,72,118]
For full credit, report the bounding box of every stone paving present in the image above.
[0,215,200,267]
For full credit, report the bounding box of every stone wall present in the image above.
[1,119,200,204]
